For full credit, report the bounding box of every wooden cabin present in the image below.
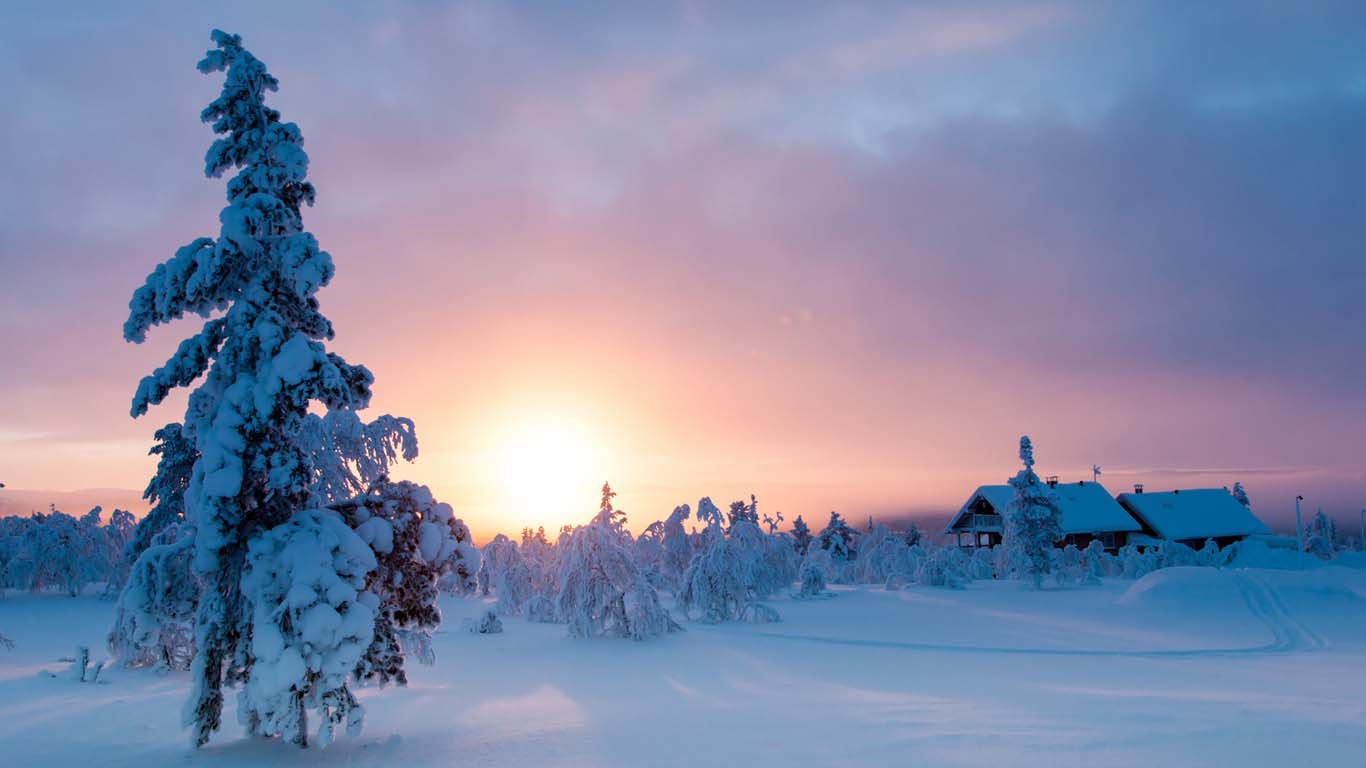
[944,479,1142,553]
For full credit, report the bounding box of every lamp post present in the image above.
[1359,509,1364,552]
[1294,495,1304,568]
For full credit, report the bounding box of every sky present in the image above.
[1,1,1364,538]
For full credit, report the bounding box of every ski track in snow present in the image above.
[1232,571,1326,652]
[712,573,1327,660]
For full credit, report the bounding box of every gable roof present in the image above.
[944,481,1141,536]
[1116,489,1271,541]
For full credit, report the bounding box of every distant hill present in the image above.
[0,487,148,519]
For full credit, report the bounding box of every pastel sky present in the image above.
[2,1,1364,536]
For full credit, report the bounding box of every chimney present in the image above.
[1134,483,1144,494]
[1046,475,1058,488]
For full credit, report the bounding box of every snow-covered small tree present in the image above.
[796,546,831,598]
[239,510,376,748]
[914,545,968,589]
[634,520,666,583]
[660,504,693,592]
[790,514,813,555]
[556,494,679,640]
[477,534,519,597]
[1004,436,1062,589]
[110,523,199,671]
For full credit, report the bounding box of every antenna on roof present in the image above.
[1092,465,1101,483]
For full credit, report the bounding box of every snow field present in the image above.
[3,565,1364,767]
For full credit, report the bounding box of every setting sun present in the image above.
[490,418,604,532]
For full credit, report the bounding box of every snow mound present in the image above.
[1116,566,1242,608]
[1224,538,1322,570]
[1330,551,1366,570]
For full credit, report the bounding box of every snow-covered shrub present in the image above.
[1120,544,1158,580]
[468,609,503,635]
[524,595,559,623]
[914,545,967,589]
[1195,539,1223,567]
[332,480,476,686]
[1051,544,1096,587]
[66,645,108,684]
[853,524,904,584]
[1083,540,1108,582]
[1156,541,1198,569]
[795,546,830,598]
[239,510,376,748]
[1004,436,1062,589]
[109,524,199,671]
[968,547,996,580]
[556,493,680,640]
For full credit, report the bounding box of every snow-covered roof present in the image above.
[944,481,1141,535]
[1116,489,1271,542]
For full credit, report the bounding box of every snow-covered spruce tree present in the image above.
[1229,481,1251,509]
[1305,509,1337,558]
[902,522,923,548]
[124,423,196,567]
[332,479,478,684]
[815,511,858,581]
[1004,436,1062,589]
[556,486,680,640]
[124,31,382,747]
[790,514,813,555]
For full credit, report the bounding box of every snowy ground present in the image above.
[2,566,1365,767]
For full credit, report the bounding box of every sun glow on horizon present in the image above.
[490,417,605,532]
